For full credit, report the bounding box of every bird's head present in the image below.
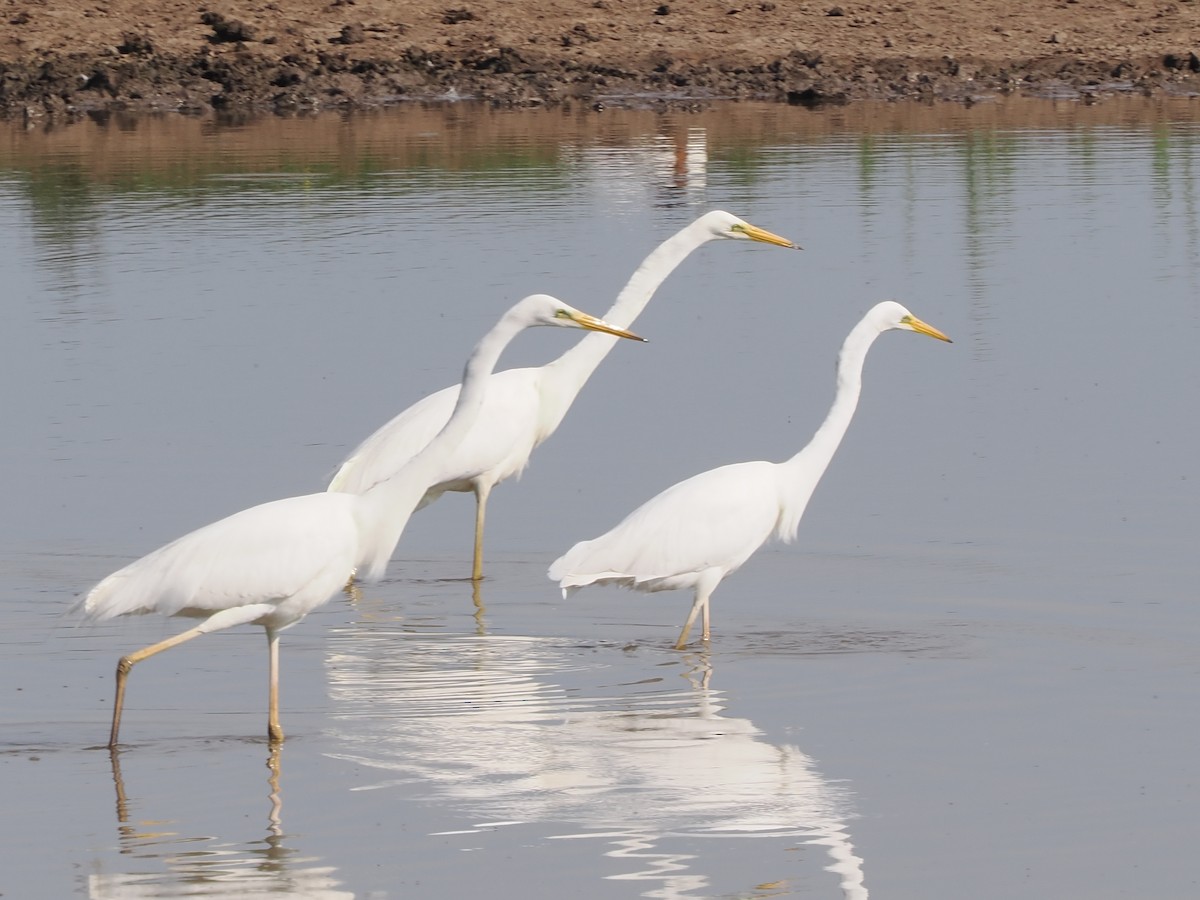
[519,294,647,341]
[701,210,800,249]
[874,300,953,342]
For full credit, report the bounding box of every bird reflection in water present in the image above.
[94,747,353,899]
[324,627,868,899]
[583,126,708,209]
[346,576,490,637]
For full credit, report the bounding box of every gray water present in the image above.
[2,98,1199,899]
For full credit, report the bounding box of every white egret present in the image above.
[328,211,797,581]
[550,301,951,650]
[78,295,644,748]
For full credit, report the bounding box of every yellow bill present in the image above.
[735,222,801,249]
[572,312,647,342]
[902,314,952,343]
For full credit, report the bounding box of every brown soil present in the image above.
[3,1,1200,119]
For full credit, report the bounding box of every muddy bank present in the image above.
[3,1,1199,119]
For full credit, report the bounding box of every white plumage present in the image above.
[80,295,644,747]
[550,301,951,650]
[328,210,797,580]
[83,494,361,622]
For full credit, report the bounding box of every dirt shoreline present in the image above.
[3,1,1200,119]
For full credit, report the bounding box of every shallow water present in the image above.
[2,98,1199,899]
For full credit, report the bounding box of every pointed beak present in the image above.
[573,313,647,342]
[740,223,801,250]
[902,314,952,343]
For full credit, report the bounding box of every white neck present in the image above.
[354,308,532,579]
[775,317,884,542]
[539,219,715,425]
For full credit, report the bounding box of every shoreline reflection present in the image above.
[324,627,867,898]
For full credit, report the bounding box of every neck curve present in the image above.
[355,307,531,579]
[541,218,716,412]
[776,315,885,541]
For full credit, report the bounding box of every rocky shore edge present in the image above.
[4,39,1199,121]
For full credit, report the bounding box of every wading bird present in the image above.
[328,211,797,581]
[79,296,644,748]
[550,301,950,650]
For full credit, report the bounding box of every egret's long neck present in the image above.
[355,310,529,579]
[775,318,883,542]
[540,220,712,423]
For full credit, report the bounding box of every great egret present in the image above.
[549,301,950,650]
[328,211,797,581]
[78,296,644,748]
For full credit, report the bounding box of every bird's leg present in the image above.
[108,624,210,749]
[471,481,493,582]
[675,573,719,651]
[266,628,283,744]
[675,593,705,651]
[108,603,275,749]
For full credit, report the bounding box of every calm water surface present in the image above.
[2,98,1199,899]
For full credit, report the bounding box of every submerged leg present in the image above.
[471,481,493,582]
[107,603,276,749]
[266,627,283,744]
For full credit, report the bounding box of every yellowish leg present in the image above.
[108,624,210,749]
[267,628,283,744]
[471,481,492,582]
[675,596,703,650]
[675,573,719,651]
